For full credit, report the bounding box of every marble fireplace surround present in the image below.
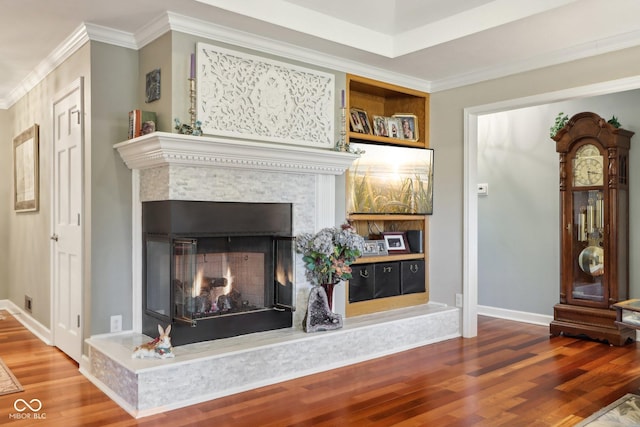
[82,133,460,418]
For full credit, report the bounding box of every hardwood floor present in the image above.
[1,310,639,426]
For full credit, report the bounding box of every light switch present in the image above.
[477,183,489,196]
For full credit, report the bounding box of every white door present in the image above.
[51,78,84,363]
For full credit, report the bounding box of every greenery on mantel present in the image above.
[550,112,622,138]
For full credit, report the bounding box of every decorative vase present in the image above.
[320,282,338,311]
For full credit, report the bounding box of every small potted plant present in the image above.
[296,223,364,310]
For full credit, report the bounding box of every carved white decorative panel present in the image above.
[196,43,335,148]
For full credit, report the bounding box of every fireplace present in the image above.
[142,200,295,346]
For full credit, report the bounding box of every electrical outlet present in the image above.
[24,295,33,313]
[110,315,122,333]
[455,293,463,308]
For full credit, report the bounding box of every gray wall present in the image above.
[6,43,91,327]
[0,109,9,299]
[478,90,640,315]
[88,42,137,335]
[430,45,640,307]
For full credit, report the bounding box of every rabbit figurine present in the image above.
[132,324,175,359]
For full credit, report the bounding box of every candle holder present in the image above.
[336,107,347,151]
[174,77,202,136]
[188,77,197,129]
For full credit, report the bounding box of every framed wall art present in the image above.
[145,68,161,103]
[13,124,39,212]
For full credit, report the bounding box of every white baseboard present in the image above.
[0,299,53,345]
[477,305,553,326]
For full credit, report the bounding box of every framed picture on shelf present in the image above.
[394,114,419,141]
[349,108,365,133]
[387,117,401,139]
[362,240,381,257]
[376,240,388,256]
[373,115,388,137]
[356,109,372,134]
[383,232,410,254]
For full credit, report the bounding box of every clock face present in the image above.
[573,144,603,187]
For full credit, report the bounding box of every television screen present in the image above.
[347,143,434,214]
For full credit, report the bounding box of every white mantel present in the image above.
[114,132,358,175]
[115,132,359,331]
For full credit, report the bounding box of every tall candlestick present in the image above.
[341,89,345,108]
[190,53,195,79]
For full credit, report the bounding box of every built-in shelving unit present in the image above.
[344,75,430,317]
[346,74,429,148]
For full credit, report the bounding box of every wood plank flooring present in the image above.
[1,310,639,426]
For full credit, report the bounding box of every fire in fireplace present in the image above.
[142,201,295,346]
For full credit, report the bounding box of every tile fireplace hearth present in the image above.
[85,304,459,417]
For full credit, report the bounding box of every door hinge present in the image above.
[77,315,80,328]
[77,213,80,226]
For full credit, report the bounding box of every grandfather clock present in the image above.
[549,112,635,345]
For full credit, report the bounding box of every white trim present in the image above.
[432,29,640,92]
[131,169,142,333]
[462,110,478,338]
[0,300,53,345]
[113,132,359,175]
[84,23,137,49]
[315,175,336,230]
[463,75,640,338]
[2,26,90,109]
[477,305,553,327]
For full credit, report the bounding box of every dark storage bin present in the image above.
[401,260,425,294]
[374,262,400,298]
[349,264,375,302]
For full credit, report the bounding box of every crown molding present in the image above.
[431,28,640,92]
[84,23,137,49]
[135,13,172,48]
[1,23,135,109]
[165,12,432,93]
[2,24,91,108]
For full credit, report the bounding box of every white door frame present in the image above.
[462,76,640,338]
[50,77,85,359]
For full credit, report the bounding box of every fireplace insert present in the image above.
[142,201,295,346]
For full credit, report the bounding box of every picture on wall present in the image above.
[13,124,39,212]
[347,143,434,214]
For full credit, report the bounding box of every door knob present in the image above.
[50,234,59,242]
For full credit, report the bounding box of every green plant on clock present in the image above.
[550,112,569,138]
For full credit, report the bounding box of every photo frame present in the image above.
[394,114,419,141]
[362,240,381,257]
[373,115,388,137]
[383,232,409,254]
[356,109,372,134]
[13,124,39,212]
[349,108,365,133]
[387,117,401,139]
[376,240,388,256]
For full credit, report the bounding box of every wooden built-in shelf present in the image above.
[347,74,430,149]
[344,75,430,318]
[346,213,429,317]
